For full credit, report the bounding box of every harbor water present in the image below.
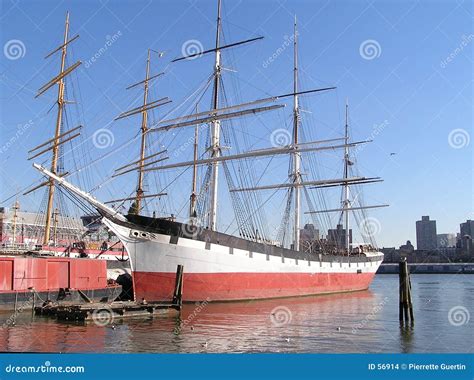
[0,274,472,353]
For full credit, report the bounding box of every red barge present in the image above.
[0,256,121,311]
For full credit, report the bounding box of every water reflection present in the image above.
[0,275,472,353]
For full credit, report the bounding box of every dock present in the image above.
[35,300,180,321]
[34,264,184,323]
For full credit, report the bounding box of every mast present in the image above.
[12,199,19,245]
[292,16,301,251]
[343,101,350,254]
[43,12,70,245]
[190,123,199,219]
[209,0,222,231]
[53,208,59,246]
[135,49,152,214]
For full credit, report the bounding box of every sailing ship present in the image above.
[33,0,387,302]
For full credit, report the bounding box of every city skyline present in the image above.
[0,0,472,247]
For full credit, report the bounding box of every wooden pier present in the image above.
[34,264,184,323]
[35,300,180,321]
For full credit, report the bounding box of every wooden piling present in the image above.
[399,259,414,325]
[172,265,184,307]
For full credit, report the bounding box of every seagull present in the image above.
[285,338,290,342]
[336,327,341,331]
[190,326,195,331]
[390,153,396,156]
[201,342,208,348]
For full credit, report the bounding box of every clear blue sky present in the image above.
[0,0,472,248]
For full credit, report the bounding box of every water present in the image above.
[0,274,472,353]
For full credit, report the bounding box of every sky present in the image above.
[0,0,472,248]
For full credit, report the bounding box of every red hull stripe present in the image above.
[132,271,376,302]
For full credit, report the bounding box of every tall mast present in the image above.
[190,124,199,219]
[343,101,350,254]
[12,199,19,245]
[209,0,222,231]
[292,16,301,251]
[135,49,151,214]
[43,12,70,245]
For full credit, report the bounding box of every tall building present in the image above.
[460,220,474,254]
[415,216,437,251]
[436,233,457,248]
[327,224,352,250]
[299,224,320,253]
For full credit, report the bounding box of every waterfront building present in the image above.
[299,224,320,253]
[436,233,457,248]
[460,220,474,254]
[0,206,112,249]
[327,224,352,250]
[399,240,415,255]
[415,216,437,250]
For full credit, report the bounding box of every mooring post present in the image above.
[399,260,404,323]
[399,258,414,325]
[172,265,184,307]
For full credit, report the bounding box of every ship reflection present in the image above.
[124,290,384,353]
[0,290,390,353]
